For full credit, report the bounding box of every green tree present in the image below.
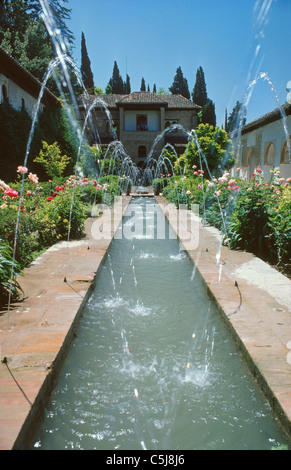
[180,123,235,176]
[34,141,70,179]
[157,87,169,95]
[0,0,29,47]
[17,20,53,81]
[192,66,208,107]
[107,61,124,94]
[43,0,74,52]
[94,86,103,95]
[0,0,10,42]
[81,31,94,92]
[169,66,190,99]
[125,74,131,94]
[192,66,216,126]
[225,101,246,133]
[140,77,146,91]
[105,83,112,95]
[201,99,216,127]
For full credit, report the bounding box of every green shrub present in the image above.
[0,206,41,267]
[37,191,86,245]
[34,141,70,179]
[267,188,291,264]
[0,242,23,306]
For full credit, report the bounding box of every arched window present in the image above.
[138,145,147,158]
[136,115,148,131]
[2,85,8,103]
[246,146,257,178]
[280,140,290,164]
[264,142,275,166]
[243,146,253,167]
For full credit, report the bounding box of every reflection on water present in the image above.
[30,199,290,450]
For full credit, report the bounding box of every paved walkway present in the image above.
[0,194,290,449]
[156,196,291,440]
[0,196,129,450]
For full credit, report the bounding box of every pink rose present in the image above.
[5,188,18,198]
[17,166,28,175]
[28,172,39,185]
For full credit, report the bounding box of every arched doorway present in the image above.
[246,147,256,179]
[264,142,275,166]
[138,145,147,159]
[281,140,290,164]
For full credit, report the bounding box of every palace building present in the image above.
[79,91,201,166]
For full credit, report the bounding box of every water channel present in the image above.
[29,198,290,450]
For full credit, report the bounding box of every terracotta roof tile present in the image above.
[79,92,200,110]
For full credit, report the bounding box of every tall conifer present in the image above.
[169,66,190,99]
[140,77,146,91]
[192,66,208,107]
[81,31,94,91]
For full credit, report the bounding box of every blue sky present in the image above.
[67,0,290,126]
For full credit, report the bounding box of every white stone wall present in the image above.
[234,113,291,180]
[124,110,160,131]
[0,73,43,116]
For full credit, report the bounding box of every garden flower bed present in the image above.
[0,166,130,308]
[153,167,291,277]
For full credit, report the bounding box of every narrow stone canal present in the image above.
[29,198,291,450]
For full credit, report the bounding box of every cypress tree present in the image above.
[192,66,208,107]
[140,77,146,91]
[81,31,94,91]
[192,66,217,126]
[225,101,246,133]
[108,61,124,94]
[169,66,190,99]
[125,74,131,94]
[201,99,216,127]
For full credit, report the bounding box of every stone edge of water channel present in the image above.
[155,195,291,443]
[0,193,290,449]
[0,196,131,450]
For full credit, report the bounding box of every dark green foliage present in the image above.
[225,101,247,133]
[0,242,23,305]
[81,31,94,91]
[201,99,216,127]
[0,0,76,91]
[140,77,146,91]
[169,66,190,99]
[0,101,78,181]
[192,66,208,107]
[107,61,125,94]
[192,66,216,126]
[125,74,131,94]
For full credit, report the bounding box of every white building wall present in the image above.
[0,73,43,116]
[124,110,160,131]
[234,112,290,180]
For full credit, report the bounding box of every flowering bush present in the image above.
[157,167,291,270]
[0,167,123,275]
[0,243,23,305]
